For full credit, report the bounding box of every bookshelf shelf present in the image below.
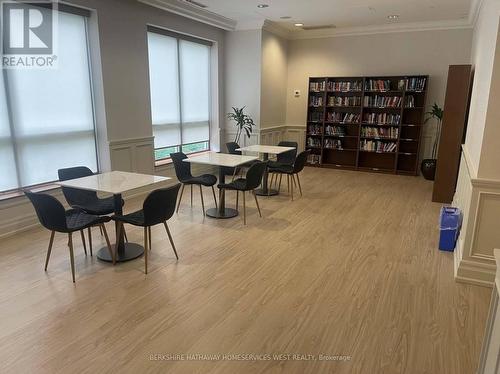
[306,75,428,175]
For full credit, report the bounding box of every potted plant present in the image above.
[421,103,444,180]
[227,106,256,144]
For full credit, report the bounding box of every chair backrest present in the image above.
[24,191,67,232]
[293,150,310,174]
[143,184,181,226]
[58,166,98,207]
[276,141,298,165]
[226,142,242,155]
[244,161,268,190]
[170,152,193,182]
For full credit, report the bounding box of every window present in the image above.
[0,7,97,193]
[147,28,211,161]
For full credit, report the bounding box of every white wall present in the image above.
[260,30,288,129]
[285,28,473,158]
[223,29,262,146]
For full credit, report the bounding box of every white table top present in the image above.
[183,151,258,168]
[236,145,296,154]
[56,171,171,195]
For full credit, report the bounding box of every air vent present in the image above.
[301,24,336,31]
[184,0,208,8]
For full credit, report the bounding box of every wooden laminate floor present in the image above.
[0,168,492,374]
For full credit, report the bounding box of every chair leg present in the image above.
[231,168,237,182]
[243,191,246,225]
[164,222,179,260]
[279,174,283,192]
[101,223,115,265]
[176,184,185,213]
[287,174,290,193]
[68,233,76,283]
[296,173,303,196]
[199,185,205,216]
[236,190,239,210]
[148,226,152,251]
[123,227,128,243]
[291,174,294,201]
[211,186,218,209]
[88,227,93,256]
[144,227,148,274]
[292,174,298,188]
[44,231,55,271]
[253,191,262,218]
[99,225,103,236]
[80,230,87,256]
[190,185,193,207]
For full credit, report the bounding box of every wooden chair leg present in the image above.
[164,222,179,260]
[199,185,205,216]
[243,191,246,225]
[88,227,93,256]
[253,191,262,218]
[68,233,76,283]
[291,174,294,201]
[144,227,148,274]
[99,225,103,236]
[148,226,152,251]
[287,174,290,193]
[190,185,193,207]
[236,190,239,210]
[123,227,128,243]
[296,173,303,196]
[231,168,237,182]
[211,186,218,209]
[44,231,55,271]
[80,230,87,256]
[278,174,283,192]
[176,184,185,213]
[292,174,297,188]
[101,223,115,265]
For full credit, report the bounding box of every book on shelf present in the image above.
[404,77,426,91]
[327,81,362,92]
[307,124,322,135]
[361,126,399,139]
[405,95,416,108]
[324,125,346,136]
[327,112,361,123]
[309,81,326,92]
[324,138,343,150]
[360,139,397,153]
[363,95,402,108]
[327,96,361,107]
[306,136,322,148]
[307,154,321,165]
[309,112,323,122]
[365,79,391,91]
[309,96,323,107]
[363,113,401,125]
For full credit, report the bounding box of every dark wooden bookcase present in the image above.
[305,75,428,175]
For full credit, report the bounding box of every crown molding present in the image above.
[469,0,485,27]
[262,20,292,39]
[235,19,265,31]
[138,0,237,31]
[287,18,473,40]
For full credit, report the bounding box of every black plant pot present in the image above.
[421,159,437,181]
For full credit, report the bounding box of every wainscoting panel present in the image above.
[454,149,500,286]
[109,136,155,174]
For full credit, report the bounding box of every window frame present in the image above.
[0,5,98,195]
[147,26,213,163]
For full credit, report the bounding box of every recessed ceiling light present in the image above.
[257,4,268,8]
[387,15,399,20]
[294,23,304,27]
[280,16,292,19]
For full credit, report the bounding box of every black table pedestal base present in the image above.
[97,243,144,263]
[255,188,279,196]
[206,207,239,219]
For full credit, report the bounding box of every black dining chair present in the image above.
[24,191,115,283]
[269,150,310,201]
[112,184,181,274]
[170,152,217,216]
[269,141,298,188]
[217,161,267,225]
[58,166,127,254]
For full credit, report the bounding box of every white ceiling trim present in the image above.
[138,0,237,31]
[469,0,484,26]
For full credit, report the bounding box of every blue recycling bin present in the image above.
[439,207,462,251]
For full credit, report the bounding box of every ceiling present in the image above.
[186,0,474,31]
